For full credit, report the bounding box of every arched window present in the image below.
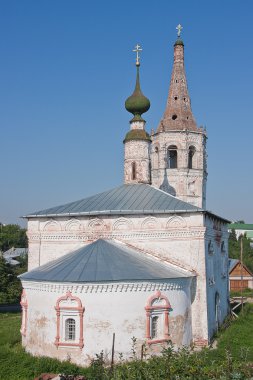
[145,290,171,344]
[153,146,159,169]
[65,318,76,341]
[55,291,84,349]
[132,162,136,180]
[188,146,195,169]
[167,145,177,168]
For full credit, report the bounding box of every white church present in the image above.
[19,27,230,366]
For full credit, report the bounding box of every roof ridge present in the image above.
[24,183,204,218]
[120,239,195,276]
[149,184,203,211]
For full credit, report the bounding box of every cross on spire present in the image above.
[133,44,142,66]
[176,24,183,38]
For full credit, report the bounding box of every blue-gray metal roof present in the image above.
[228,258,239,273]
[19,239,192,283]
[25,184,202,218]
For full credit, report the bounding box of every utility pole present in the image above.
[240,235,244,313]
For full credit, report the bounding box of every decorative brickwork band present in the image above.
[54,291,84,349]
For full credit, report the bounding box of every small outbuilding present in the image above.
[228,259,253,291]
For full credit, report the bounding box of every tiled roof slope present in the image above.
[25,184,202,218]
[19,239,193,283]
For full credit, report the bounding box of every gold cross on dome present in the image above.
[176,24,183,37]
[133,44,142,65]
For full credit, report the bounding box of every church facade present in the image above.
[20,29,230,366]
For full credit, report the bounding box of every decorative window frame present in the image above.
[54,291,84,349]
[20,289,28,336]
[145,290,171,344]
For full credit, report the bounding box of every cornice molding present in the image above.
[27,228,206,243]
[21,279,190,294]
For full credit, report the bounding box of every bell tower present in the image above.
[124,44,151,185]
[151,25,207,208]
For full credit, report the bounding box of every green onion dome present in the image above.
[174,38,184,46]
[123,129,151,143]
[125,64,150,121]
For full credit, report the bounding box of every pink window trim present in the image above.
[20,289,28,336]
[145,290,171,345]
[54,291,84,349]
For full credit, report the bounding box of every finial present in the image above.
[133,44,142,66]
[176,24,183,38]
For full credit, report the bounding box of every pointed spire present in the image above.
[125,44,150,122]
[157,25,197,132]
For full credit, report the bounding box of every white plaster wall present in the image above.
[26,212,208,342]
[21,278,192,366]
[124,139,150,184]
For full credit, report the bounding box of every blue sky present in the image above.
[0,0,252,226]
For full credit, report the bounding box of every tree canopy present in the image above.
[0,224,28,303]
[0,224,28,252]
[229,232,253,273]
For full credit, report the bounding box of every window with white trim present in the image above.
[65,318,76,341]
[151,315,159,339]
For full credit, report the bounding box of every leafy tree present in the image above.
[0,256,23,303]
[0,223,28,303]
[229,234,253,273]
[229,228,237,241]
[0,224,28,252]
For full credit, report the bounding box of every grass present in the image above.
[230,289,253,298]
[208,303,253,362]
[0,306,253,380]
[0,313,89,380]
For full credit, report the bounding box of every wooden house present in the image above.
[229,259,253,291]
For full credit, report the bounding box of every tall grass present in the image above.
[0,306,253,380]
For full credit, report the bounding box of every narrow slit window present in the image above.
[132,162,136,180]
[188,146,195,169]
